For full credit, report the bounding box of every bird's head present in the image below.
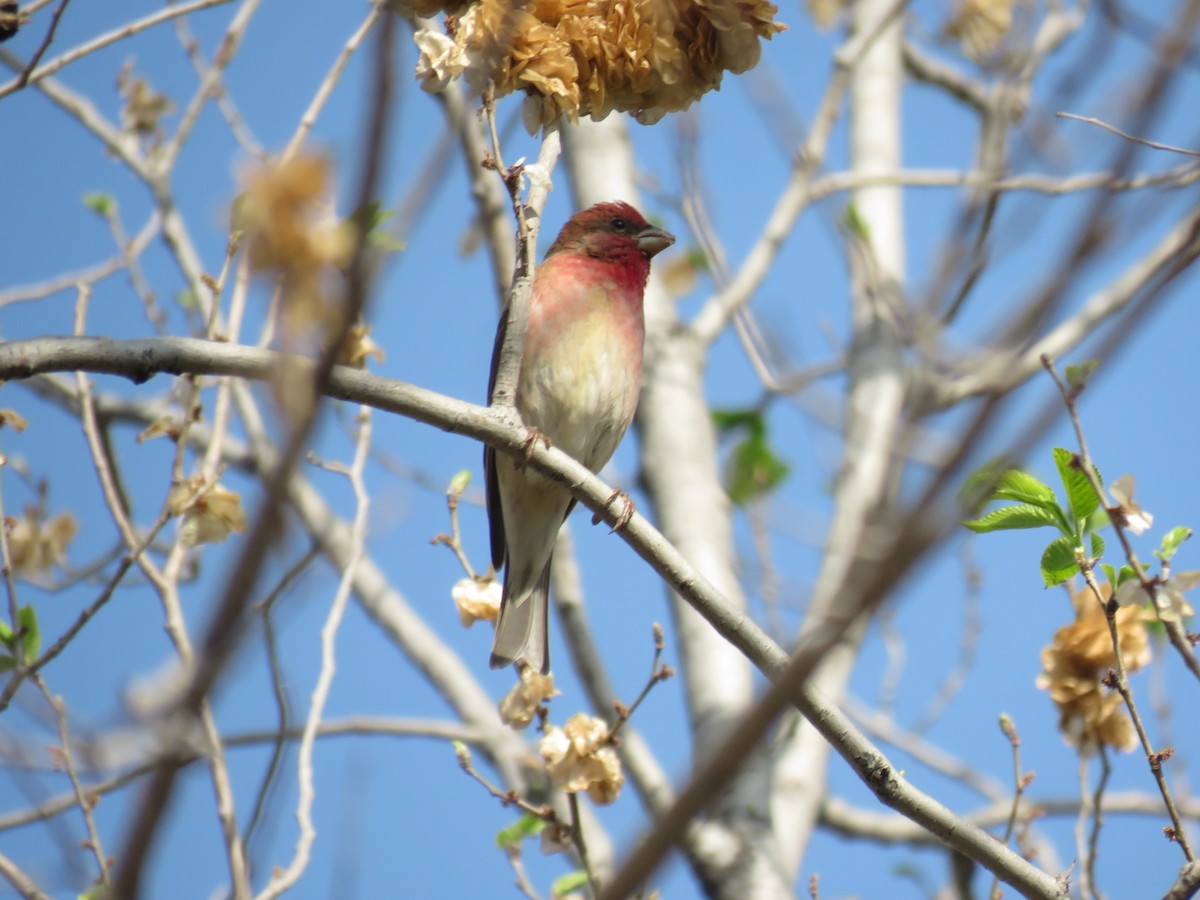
[546,201,675,263]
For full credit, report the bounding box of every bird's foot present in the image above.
[515,427,551,469]
[593,489,635,531]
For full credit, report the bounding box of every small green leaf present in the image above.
[0,619,12,646]
[1117,564,1141,586]
[962,504,1062,533]
[368,231,405,254]
[82,192,115,217]
[18,605,39,661]
[1090,531,1105,560]
[1041,536,1080,587]
[447,469,472,497]
[495,813,546,849]
[1053,447,1102,525]
[1065,360,1099,392]
[1100,563,1117,587]
[993,469,1058,508]
[228,192,248,235]
[1157,526,1193,562]
[0,655,15,673]
[551,871,589,898]
[713,408,790,505]
[725,431,790,506]
[842,201,870,240]
[1086,506,1111,533]
[711,407,762,435]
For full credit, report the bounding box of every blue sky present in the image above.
[3,0,1200,897]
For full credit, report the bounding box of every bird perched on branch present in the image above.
[486,201,675,674]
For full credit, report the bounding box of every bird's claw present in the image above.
[593,489,635,531]
[515,427,551,469]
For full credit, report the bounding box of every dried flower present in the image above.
[452,576,502,627]
[539,713,624,804]
[0,409,28,432]
[805,0,844,30]
[1036,584,1149,753]
[170,478,247,547]
[499,666,559,729]
[7,508,76,576]
[945,0,1013,60]
[412,0,786,130]
[238,153,354,337]
[118,63,174,137]
[333,322,386,369]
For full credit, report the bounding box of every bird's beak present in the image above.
[637,226,676,259]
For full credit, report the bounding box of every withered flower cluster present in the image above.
[411,0,786,127]
[1036,585,1150,754]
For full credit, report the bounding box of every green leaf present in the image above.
[992,469,1058,508]
[711,407,762,435]
[18,605,39,661]
[495,813,546,849]
[962,504,1062,533]
[348,199,392,234]
[551,871,590,898]
[1041,535,1080,587]
[1086,506,1111,533]
[1090,531,1105,560]
[959,456,1009,507]
[0,655,15,674]
[1157,526,1193,562]
[447,469,472,496]
[0,619,12,646]
[842,201,870,241]
[368,231,405,254]
[82,192,115,217]
[1053,447,1102,525]
[1065,360,1100,392]
[1101,563,1117,588]
[1117,564,1141,586]
[713,408,789,505]
[725,430,790,506]
[228,192,248,235]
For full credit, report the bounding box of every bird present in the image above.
[485,201,675,674]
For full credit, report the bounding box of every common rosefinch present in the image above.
[486,201,675,673]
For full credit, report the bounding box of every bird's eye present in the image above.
[610,217,627,231]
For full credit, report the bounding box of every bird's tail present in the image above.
[490,562,551,674]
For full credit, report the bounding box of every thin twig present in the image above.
[0,0,232,99]
[569,793,600,898]
[33,676,110,886]
[256,409,373,899]
[1057,111,1200,158]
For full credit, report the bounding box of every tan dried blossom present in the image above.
[413,0,785,129]
[451,576,502,627]
[499,666,560,728]
[118,63,174,137]
[539,712,624,804]
[806,0,845,30]
[6,507,76,576]
[1036,584,1149,753]
[170,478,247,547]
[136,415,181,443]
[0,409,28,432]
[414,28,467,92]
[333,323,387,369]
[238,153,354,336]
[945,0,1013,60]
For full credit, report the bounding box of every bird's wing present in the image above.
[485,303,510,571]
